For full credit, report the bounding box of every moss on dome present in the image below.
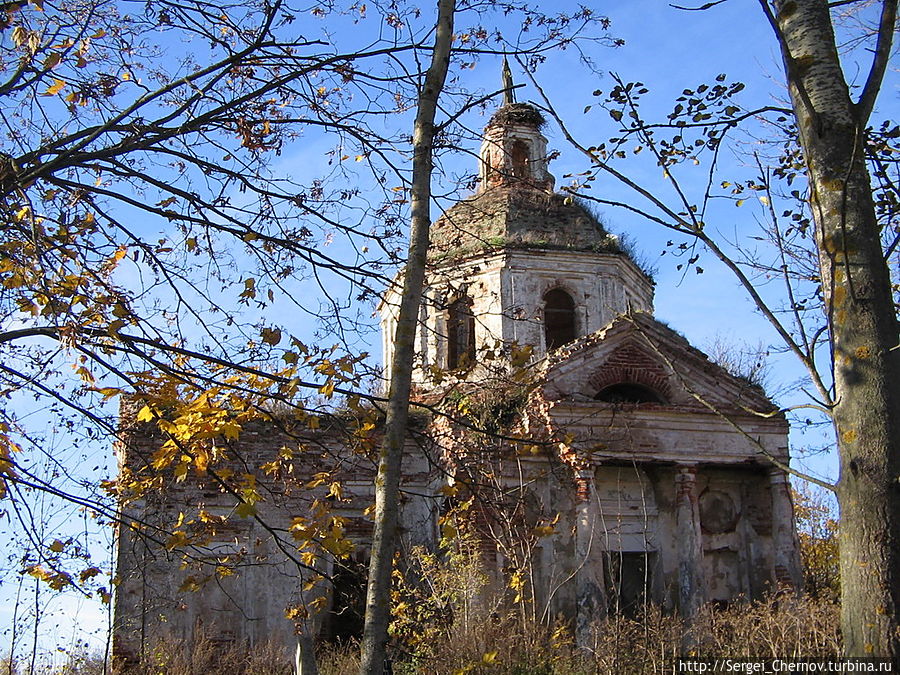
[429,186,623,263]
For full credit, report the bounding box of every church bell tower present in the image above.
[380,71,654,388]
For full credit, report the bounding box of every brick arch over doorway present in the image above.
[587,343,672,401]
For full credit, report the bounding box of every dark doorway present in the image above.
[324,558,367,643]
[604,551,654,617]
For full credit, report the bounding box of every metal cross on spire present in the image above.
[502,56,516,105]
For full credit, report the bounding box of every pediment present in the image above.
[538,312,776,414]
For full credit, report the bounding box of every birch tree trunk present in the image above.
[771,0,900,657]
[357,1,456,672]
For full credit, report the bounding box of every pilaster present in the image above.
[574,468,606,647]
[675,465,704,617]
[769,468,803,590]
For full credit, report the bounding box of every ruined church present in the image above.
[113,91,802,663]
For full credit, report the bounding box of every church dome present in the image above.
[429,96,621,263]
[429,185,621,262]
[429,100,621,263]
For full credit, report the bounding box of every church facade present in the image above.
[113,98,802,664]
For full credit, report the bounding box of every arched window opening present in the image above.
[511,140,530,179]
[447,296,476,370]
[594,383,664,404]
[544,289,576,351]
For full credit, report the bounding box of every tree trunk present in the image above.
[772,0,900,657]
[357,1,456,673]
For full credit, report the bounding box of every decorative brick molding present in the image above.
[587,342,672,400]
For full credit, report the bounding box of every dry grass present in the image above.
[114,634,292,675]
[15,594,838,674]
[317,593,839,675]
[581,595,839,675]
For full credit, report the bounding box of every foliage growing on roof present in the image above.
[488,103,546,129]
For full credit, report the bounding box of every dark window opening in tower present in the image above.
[447,296,476,370]
[543,289,576,351]
[484,148,496,186]
[594,383,664,404]
[511,140,529,179]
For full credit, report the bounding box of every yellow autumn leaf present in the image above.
[327,481,342,500]
[173,462,188,482]
[136,405,155,422]
[43,78,66,96]
[12,26,28,47]
[178,575,202,593]
[285,605,307,620]
[221,420,241,440]
[194,448,209,473]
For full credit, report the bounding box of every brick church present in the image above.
[113,89,802,663]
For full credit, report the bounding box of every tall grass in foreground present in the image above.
[6,593,838,674]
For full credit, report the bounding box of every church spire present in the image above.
[502,56,516,106]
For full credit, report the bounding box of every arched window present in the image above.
[511,140,530,179]
[594,383,664,404]
[543,289,576,351]
[447,296,476,370]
